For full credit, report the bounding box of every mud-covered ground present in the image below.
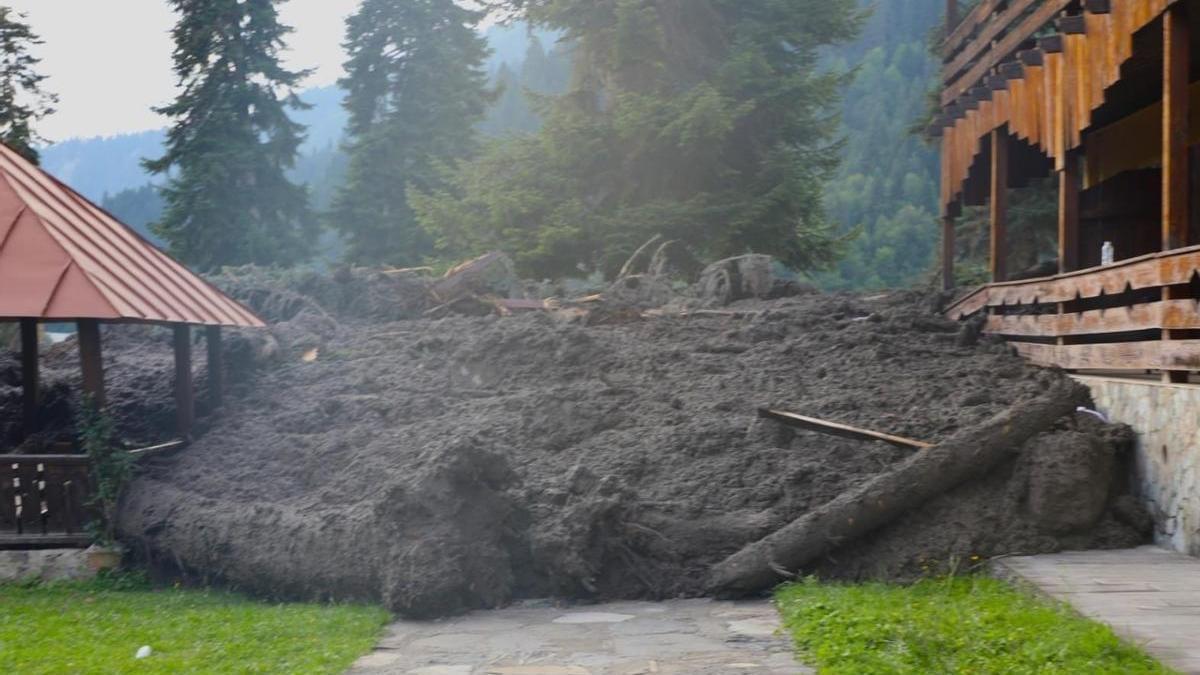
[2,269,1151,617]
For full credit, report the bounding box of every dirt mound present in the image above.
[97,271,1148,617]
[0,325,208,451]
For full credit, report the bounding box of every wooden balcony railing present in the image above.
[944,245,1200,372]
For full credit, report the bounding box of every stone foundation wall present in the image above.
[1076,376,1200,556]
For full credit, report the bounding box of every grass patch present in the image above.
[776,576,1170,674]
[0,575,390,674]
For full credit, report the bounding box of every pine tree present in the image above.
[521,36,551,93]
[0,7,56,164]
[417,0,864,278]
[145,0,316,271]
[330,0,492,266]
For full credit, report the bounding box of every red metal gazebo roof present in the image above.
[0,143,264,328]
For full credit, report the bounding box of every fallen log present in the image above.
[431,252,518,304]
[757,409,933,450]
[708,382,1088,595]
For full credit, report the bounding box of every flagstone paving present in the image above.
[995,546,1200,674]
[348,598,807,674]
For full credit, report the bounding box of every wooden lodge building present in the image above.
[938,0,1200,555]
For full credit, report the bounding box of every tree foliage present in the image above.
[145,0,315,271]
[479,36,572,137]
[819,0,944,290]
[101,184,166,245]
[415,0,864,278]
[0,6,55,164]
[330,0,492,267]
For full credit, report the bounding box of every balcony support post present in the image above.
[990,127,1009,282]
[1163,5,1191,383]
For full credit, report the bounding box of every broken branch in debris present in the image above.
[758,409,933,450]
[616,235,664,280]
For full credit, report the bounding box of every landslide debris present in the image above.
[1,265,1150,617]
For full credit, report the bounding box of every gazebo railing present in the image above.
[0,455,94,548]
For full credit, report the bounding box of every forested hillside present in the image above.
[41,5,947,287]
[821,0,944,290]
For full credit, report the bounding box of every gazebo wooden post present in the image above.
[942,209,956,291]
[76,319,105,409]
[174,324,194,438]
[205,325,224,409]
[20,319,38,437]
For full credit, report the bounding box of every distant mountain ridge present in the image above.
[40,23,549,204]
[41,85,347,203]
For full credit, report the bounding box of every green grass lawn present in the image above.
[0,575,390,674]
[777,576,1171,674]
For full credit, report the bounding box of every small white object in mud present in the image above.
[135,646,152,659]
[552,612,635,624]
[1076,406,1110,423]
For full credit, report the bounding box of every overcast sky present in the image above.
[8,0,363,141]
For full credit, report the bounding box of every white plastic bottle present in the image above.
[1101,241,1114,266]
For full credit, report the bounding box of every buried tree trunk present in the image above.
[707,381,1090,595]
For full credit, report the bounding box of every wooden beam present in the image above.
[205,325,224,410]
[946,0,958,37]
[173,325,194,438]
[1057,14,1087,35]
[944,285,990,320]
[942,0,1073,105]
[76,320,104,409]
[0,454,91,465]
[1039,34,1064,54]
[1163,4,1190,252]
[944,0,1000,57]
[942,214,956,290]
[1059,152,1080,273]
[20,319,38,438]
[1014,340,1200,372]
[127,440,188,458]
[971,246,1200,307]
[758,409,933,450]
[1164,5,1190,383]
[986,300,1200,337]
[0,533,92,550]
[990,128,1010,281]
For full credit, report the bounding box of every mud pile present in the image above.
[81,268,1144,618]
[0,325,205,451]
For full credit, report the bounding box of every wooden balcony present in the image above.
[945,244,1200,373]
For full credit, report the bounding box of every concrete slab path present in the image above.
[348,598,808,675]
[995,546,1200,674]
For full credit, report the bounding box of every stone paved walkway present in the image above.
[995,546,1200,674]
[348,598,807,674]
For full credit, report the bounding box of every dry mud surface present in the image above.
[6,271,1147,617]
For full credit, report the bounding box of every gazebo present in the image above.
[0,142,265,442]
[0,142,264,547]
